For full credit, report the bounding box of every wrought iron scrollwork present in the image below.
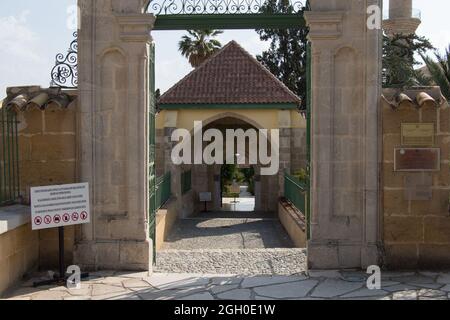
[50,32,78,88]
[148,0,307,15]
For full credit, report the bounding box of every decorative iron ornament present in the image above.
[50,32,78,88]
[148,0,307,15]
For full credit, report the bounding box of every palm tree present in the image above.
[178,30,223,68]
[422,45,450,100]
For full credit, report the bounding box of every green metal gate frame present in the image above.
[0,107,20,206]
[146,0,312,260]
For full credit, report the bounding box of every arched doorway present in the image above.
[184,115,280,215]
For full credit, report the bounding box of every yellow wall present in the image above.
[156,109,306,130]
[278,200,306,248]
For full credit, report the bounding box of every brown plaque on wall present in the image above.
[401,123,435,146]
[394,148,440,172]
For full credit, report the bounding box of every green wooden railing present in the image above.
[0,108,20,206]
[284,172,308,216]
[156,172,171,210]
[181,169,192,195]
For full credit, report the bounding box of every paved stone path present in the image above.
[155,249,307,275]
[3,270,450,300]
[162,217,294,250]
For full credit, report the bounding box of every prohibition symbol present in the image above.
[44,215,52,225]
[34,216,42,226]
[53,214,61,224]
[63,213,70,223]
[81,211,88,221]
[72,212,79,222]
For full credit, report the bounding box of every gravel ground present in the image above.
[157,214,306,275]
[155,248,307,275]
[162,217,294,250]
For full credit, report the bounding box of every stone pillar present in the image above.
[214,173,221,210]
[254,174,262,212]
[75,0,155,271]
[278,110,291,197]
[305,0,382,269]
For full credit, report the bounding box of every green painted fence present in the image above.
[284,172,308,215]
[156,172,171,210]
[0,108,20,206]
[181,169,192,195]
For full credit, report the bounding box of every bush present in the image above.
[293,168,309,185]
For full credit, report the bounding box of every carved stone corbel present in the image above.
[304,11,344,40]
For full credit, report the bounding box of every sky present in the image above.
[0,0,449,97]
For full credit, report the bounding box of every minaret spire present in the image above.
[383,0,421,36]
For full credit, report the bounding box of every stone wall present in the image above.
[155,198,177,250]
[291,127,308,173]
[0,212,38,296]
[0,223,38,296]
[17,104,78,269]
[382,89,450,269]
[278,199,307,248]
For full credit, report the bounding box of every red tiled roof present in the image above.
[158,41,301,106]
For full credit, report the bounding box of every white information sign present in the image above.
[31,183,90,230]
[230,183,241,194]
[199,192,212,202]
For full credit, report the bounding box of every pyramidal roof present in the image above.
[158,41,301,107]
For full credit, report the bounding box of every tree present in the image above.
[221,164,237,186]
[178,30,223,68]
[421,45,450,100]
[382,33,434,88]
[256,0,309,109]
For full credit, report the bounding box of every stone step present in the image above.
[155,248,307,275]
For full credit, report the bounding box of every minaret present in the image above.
[383,0,421,36]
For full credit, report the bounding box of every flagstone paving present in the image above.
[3,270,450,300]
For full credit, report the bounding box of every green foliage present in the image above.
[178,29,223,68]
[221,164,237,186]
[421,45,450,101]
[293,168,309,186]
[241,167,255,183]
[221,165,255,196]
[382,33,434,88]
[256,0,309,109]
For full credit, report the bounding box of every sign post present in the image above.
[31,183,91,287]
[199,192,212,212]
[230,182,241,210]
